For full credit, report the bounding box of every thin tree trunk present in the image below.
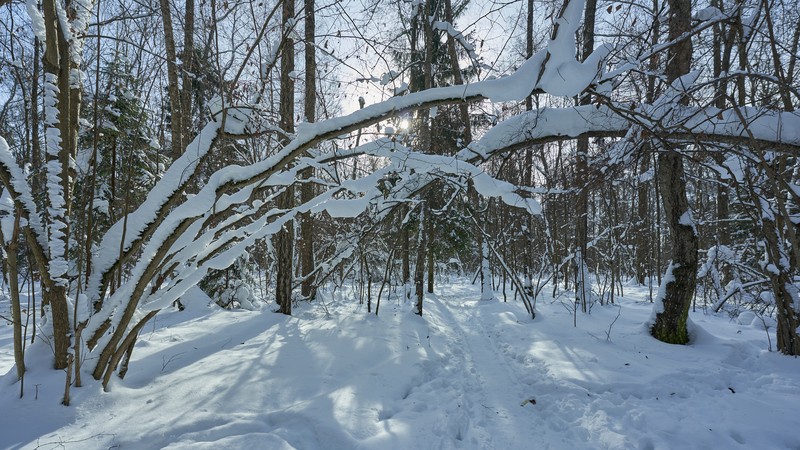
[159,0,185,160]
[180,0,195,142]
[524,0,534,292]
[6,210,25,382]
[300,0,317,300]
[402,205,410,286]
[414,0,434,306]
[635,151,651,284]
[710,4,731,252]
[275,0,296,315]
[85,0,103,288]
[426,217,434,293]
[414,206,427,315]
[31,40,42,196]
[575,0,596,312]
[443,0,471,144]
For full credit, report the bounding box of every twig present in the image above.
[756,314,773,352]
[605,304,622,341]
[161,352,186,373]
[34,433,117,449]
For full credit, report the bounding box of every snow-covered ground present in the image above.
[1,281,799,449]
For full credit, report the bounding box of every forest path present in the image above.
[426,285,638,449]
[423,288,549,449]
[4,283,800,449]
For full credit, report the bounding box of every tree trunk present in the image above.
[41,0,73,370]
[710,0,732,261]
[476,194,492,301]
[402,205,410,286]
[414,206,427,315]
[758,0,800,354]
[414,0,435,306]
[275,0,296,315]
[634,151,651,284]
[6,210,25,382]
[180,0,195,143]
[426,217,434,293]
[651,0,697,345]
[524,0,534,291]
[159,0,185,160]
[574,0,596,312]
[636,0,660,287]
[300,0,317,300]
[651,148,697,344]
[761,216,800,354]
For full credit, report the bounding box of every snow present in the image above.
[650,262,677,320]
[69,0,96,47]
[207,97,254,134]
[695,6,725,21]
[535,0,613,97]
[152,56,800,320]
[25,0,47,44]
[5,2,800,446]
[470,106,627,157]
[83,120,221,327]
[0,137,47,250]
[679,210,698,235]
[312,195,371,218]
[431,21,482,69]
[104,127,543,321]
[2,281,799,449]
[42,68,70,285]
[379,70,400,86]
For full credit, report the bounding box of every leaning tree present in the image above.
[1,0,799,405]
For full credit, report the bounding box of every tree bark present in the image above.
[41,0,72,370]
[524,0,535,294]
[300,0,316,300]
[402,205,410,286]
[5,210,25,382]
[574,0,597,313]
[275,0,296,315]
[414,206,427,315]
[761,215,800,354]
[180,0,195,142]
[652,152,697,343]
[426,217,434,293]
[651,0,697,344]
[634,151,651,284]
[759,0,800,354]
[159,0,185,160]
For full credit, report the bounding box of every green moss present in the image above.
[651,309,690,344]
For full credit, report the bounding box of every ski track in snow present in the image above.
[424,294,537,449]
[2,282,800,449]
[425,293,634,449]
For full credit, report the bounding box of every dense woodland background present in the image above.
[0,0,799,405]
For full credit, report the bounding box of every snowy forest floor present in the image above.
[2,281,800,449]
